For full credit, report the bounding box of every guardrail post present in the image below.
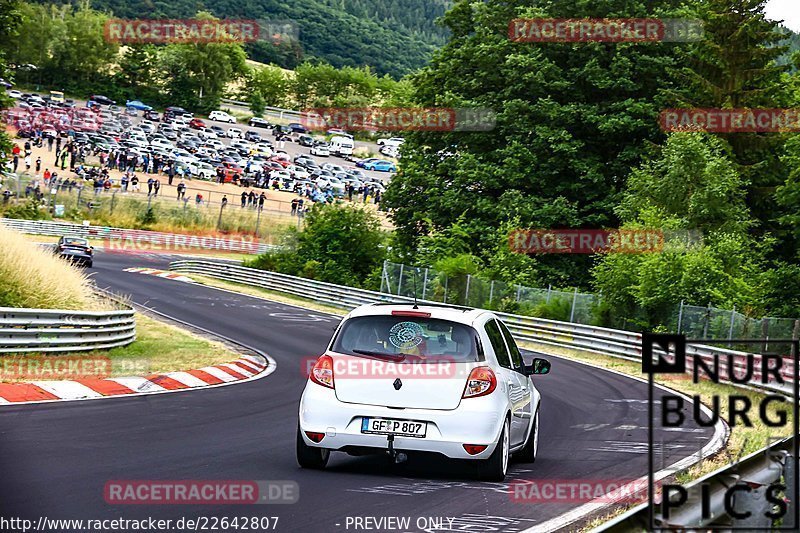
[422,268,428,300]
[784,453,798,529]
[569,287,578,323]
[762,318,769,353]
[677,299,684,334]
[397,264,404,296]
[546,285,551,303]
[515,285,521,302]
[793,319,799,341]
[702,302,711,338]
[489,280,494,304]
[443,276,448,303]
[465,274,471,305]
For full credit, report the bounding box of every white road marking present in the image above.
[31,381,103,400]
[198,366,238,382]
[165,371,209,388]
[109,377,166,393]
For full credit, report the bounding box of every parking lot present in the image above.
[2,91,400,206]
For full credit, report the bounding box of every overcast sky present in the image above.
[765,0,800,32]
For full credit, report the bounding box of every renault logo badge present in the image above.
[393,378,402,390]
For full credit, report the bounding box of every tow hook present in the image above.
[386,436,408,464]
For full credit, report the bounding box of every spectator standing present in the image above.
[177,180,186,200]
[131,175,140,192]
[147,177,154,196]
[35,156,41,173]
[241,191,247,208]
[153,179,161,196]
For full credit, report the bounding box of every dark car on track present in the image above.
[55,236,93,267]
[287,122,307,133]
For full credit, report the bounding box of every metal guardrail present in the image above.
[1,218,277,254]
[0,304,136,353]
[597,436,797,531]
[169,259,794,396]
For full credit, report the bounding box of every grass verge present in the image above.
[188,273,347,316]
[1,313,240,382]
[0,225,113,310]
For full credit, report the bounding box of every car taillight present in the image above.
[310,355,334,389]
[87,246,93,254]
[463,444,488,455]
[305,431,325,443]
[462,366,496,398]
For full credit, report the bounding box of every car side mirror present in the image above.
[524,358,551,376]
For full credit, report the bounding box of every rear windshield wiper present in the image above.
[351,349,406,362]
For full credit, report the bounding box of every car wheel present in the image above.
[296,425,330,469]
[199,173,205,180]
[86,261,93,268]
[477,417,510,481]
[515,409,539,463]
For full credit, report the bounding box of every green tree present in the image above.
[246,205,385,287]
[243,64,291,108]
[592,133,767,328]
[157,12,248,113]
[48,1,118,86]
[384,0,689,288]
[669,0,793,248]
[294,204,386,286]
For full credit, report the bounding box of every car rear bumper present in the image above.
[59,252,92,266]
[298,382,506,460]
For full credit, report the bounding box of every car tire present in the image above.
[515,409,539,463]
[86,261,93,268]
[296,425,330,469]
[477,417,510,482]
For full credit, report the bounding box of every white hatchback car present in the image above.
[297,303,550,480]
[209,110,237,123]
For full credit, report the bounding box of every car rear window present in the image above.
[63,238,88,246]
[331,315,482,363]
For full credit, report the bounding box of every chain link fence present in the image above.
[381,261,800,338]
[380,261,600,324]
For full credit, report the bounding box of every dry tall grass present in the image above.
[0,225,111,310]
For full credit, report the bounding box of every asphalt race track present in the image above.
[0,252,719,532]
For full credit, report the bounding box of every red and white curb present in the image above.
[0,354,271,405]
[123,267,195,283]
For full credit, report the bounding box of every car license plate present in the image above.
[361,417,426,438]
